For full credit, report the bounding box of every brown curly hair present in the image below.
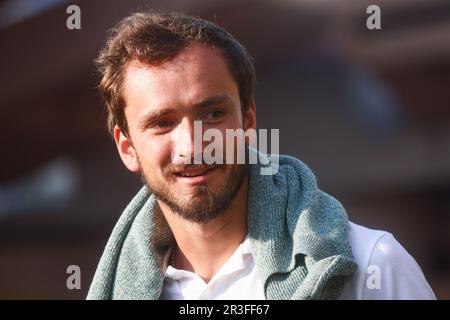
[95,12,255,137]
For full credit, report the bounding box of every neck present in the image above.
[159,176,249,283]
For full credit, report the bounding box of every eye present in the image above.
[155,119,175,128]
[203,110,225,122]
[144,118,177,134]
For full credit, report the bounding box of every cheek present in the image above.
[228,110,245,128]
[136,136,172,170]
[212,114,245,139]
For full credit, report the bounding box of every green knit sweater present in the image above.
[87,151,357,299]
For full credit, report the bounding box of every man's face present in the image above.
[116,44,256,223]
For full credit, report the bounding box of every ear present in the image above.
[243,99,257,131]
[114,125,140,173]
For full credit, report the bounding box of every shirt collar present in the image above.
[164,235,252,281]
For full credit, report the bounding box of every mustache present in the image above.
[163,163,221,175]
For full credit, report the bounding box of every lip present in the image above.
[174,166,220,185]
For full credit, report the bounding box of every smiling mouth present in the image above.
[174,166,218,177]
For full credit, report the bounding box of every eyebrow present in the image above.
[139,95,235,127]
[191,95,234,109]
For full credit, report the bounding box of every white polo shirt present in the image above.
[161,222,436,300]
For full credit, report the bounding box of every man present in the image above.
[87,12,435,300]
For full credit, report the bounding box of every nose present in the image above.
[170,118,201,165]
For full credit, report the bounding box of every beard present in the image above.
[138,159,248,223]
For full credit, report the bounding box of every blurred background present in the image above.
[0,0,449,299]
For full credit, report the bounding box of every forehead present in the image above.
[122,44,240,115]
